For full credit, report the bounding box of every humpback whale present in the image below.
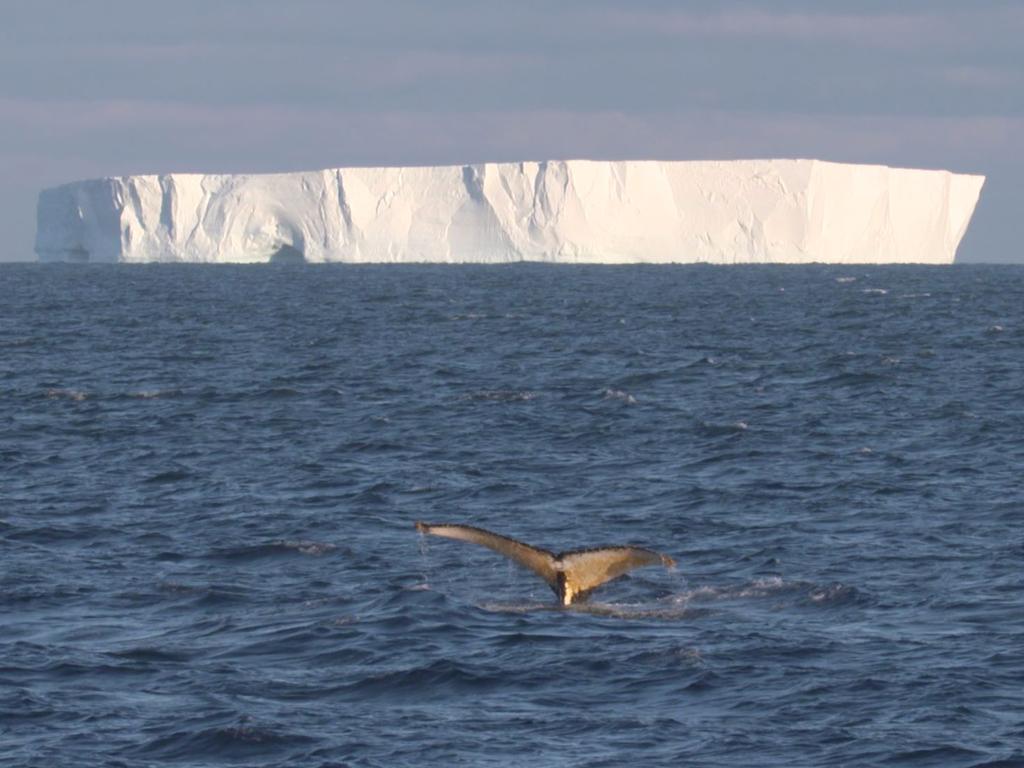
[415,522,676,606]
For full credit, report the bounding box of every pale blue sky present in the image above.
[2,1,1021,262]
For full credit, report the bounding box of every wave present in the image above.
[462,389,539,402]
[105,647,192,663]
[261,386,301,398]
[143,468,192,484]
[0,336,40,348]
[153,582,249,607]
[128,720,314,760]
[44,388,88,401]
[449,312,521,321]
[335,658,502,699]
[669,577,866,609]
[477,578,864,619]
[696,419,748,436]
[0,690,55,721]
[477,598,712,621]
[602,388,637,404]
[127,388,183,399]
[206,540,338,561]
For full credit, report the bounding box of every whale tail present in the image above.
[414,522,676,605]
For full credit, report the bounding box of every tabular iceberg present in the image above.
[35,159,984,264]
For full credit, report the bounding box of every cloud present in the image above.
[3,5,1021,119]
[942,66,1024,91]
[599,6,1017,50]
[4,97,1020,173]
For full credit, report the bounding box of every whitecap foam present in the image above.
[46,388,87,401]
[464,390,538,402]
[275,540,337,556]
[806,583,861,606]
[602,388,637,404]
[669,576,791,606]
[129,389,181,399]
[698,419,749,435]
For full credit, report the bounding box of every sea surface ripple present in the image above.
[2,263,1023,767]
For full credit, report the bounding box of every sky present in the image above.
[2,0,1022,262]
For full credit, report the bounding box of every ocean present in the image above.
[1,263,1022,767]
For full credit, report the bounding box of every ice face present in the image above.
[34,159,984,264]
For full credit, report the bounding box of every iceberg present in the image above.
[34,159,984,264]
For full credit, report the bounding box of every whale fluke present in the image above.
[414,522,676,606]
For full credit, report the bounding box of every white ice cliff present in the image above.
[34,159,984,264]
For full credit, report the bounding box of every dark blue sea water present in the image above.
[2,264,1023,767]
